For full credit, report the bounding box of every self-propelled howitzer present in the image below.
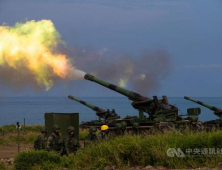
[68,95,139,130]
[184,96,222,118]
[68,95,119,120]
[184,96,222,130]
[84,74,179,122]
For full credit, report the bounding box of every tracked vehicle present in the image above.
[68,95,138,131]
[83,74,202,131]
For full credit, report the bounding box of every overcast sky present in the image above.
[0,0,222,97]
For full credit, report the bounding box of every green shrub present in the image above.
[14,150,61,170]
[0,163,6,170]
[79,129,89,140]
[14,131,222,170]
[71,132,222,169]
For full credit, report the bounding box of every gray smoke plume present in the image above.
[70,47,173,96]
[0,42,172,96]
[0,63,61,93]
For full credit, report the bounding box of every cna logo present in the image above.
[167,148,185,157]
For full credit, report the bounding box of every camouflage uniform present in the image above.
[97,125,112,142]
[149,96,160,116]
[63,126,80,155]
[34,128,47,150]
[84,127,98,147]
[111,109,118,117]
[105,109,111,120]
[46,125,63,154]
[97,131,111,141]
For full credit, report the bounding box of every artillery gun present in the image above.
[184,96,222,130]
[84,74,201,131]
[68,95,120,121]
[68,95,138,130]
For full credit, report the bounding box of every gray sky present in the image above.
[0,0,222,97]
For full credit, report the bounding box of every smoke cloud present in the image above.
[70,47,173,96]
[0,20,85,92]
[0,20,172,96]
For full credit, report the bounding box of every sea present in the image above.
[0,97,221,126]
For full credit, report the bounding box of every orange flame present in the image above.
[0,20,84,90]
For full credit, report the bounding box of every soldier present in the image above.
[34,128,47,150]
[97,125,111,141]
[105,109,111,120]
[84,127,97,147]
[63,126,80,155]
[46,125,63,154]
[111,109,118,117]
[114,122,127,136]
[149,96,160,115]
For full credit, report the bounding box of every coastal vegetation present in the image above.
[1,124,222,169]
[0,162,6,170]
[0,124,43,133]
[13,130,222,170]
[0,125,89,146]
[0,125,43,145]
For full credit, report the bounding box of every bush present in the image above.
[79,129,89,140]
[14,131,222,170]
[0,163,6,170]
[14,150,61,170]
[72,132,222,169]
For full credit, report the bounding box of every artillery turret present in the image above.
[84,74,179,122]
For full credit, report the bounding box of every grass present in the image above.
[0,163,6,170]
[0,124,44,146]
[14,150,62,170]
[7,132,39,144]
[0,125,89,145]
[0,137,9,145]
[79,128,89,140]
[13,130,222,170]
[0,124,43,133]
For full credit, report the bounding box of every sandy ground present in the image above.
[0,143,33,170]
[0,143,33,159]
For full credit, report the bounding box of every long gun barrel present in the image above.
[84,74,149,101]
[184,96,222,117]
[68,95,106,117]
[84,74,178,120]
[68,95,120,120]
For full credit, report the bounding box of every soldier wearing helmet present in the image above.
[84,127,98,147]
[46,125,63,154]
[34,128,48,150]
[63,126,80,155]
[97,125,111,141]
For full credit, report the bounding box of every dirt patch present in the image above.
[0,143,33,159]
[0,143,33,169]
